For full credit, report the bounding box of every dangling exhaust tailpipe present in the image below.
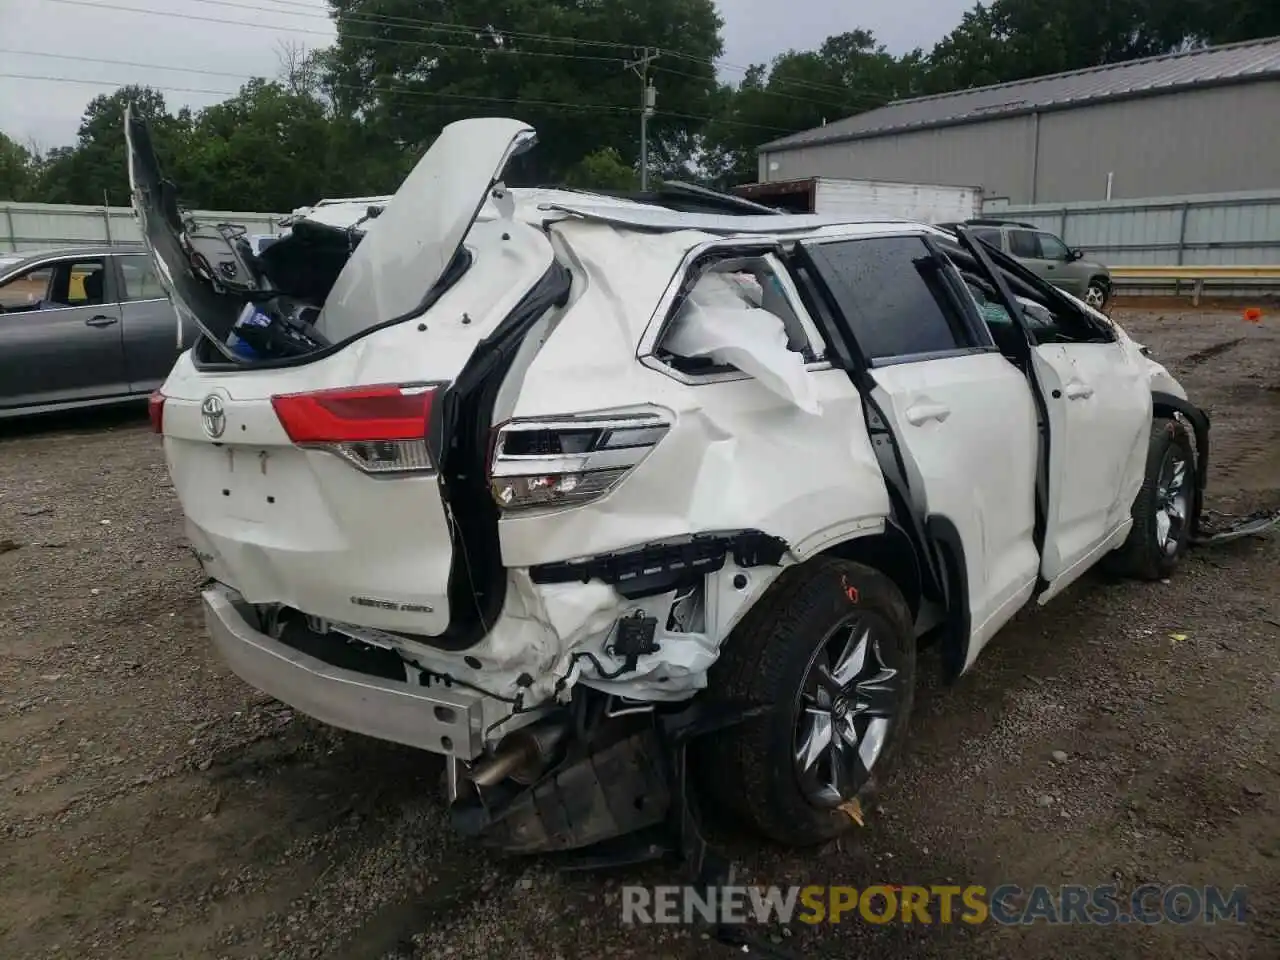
[468,717,570,787]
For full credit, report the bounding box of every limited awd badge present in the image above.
[201,394,226,439]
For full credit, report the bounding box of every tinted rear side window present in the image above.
[805,236,978,362]
[1008,229,1041,258]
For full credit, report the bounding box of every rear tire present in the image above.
[1102,418,1195,581]
[697,559,916,847]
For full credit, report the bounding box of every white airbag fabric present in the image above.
[663,272,820,414]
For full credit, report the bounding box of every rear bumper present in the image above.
[202,585,506,761]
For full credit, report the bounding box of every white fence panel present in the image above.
[1,202,285,252]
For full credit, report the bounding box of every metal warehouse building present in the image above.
[756,37,1280,205]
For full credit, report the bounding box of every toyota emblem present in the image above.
[201,394,226,439]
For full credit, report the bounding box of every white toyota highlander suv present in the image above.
[128,112,1223,867]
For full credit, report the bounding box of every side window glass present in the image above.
[0,265,54,311]
[1008,230,1041,259]
[658,252,823,374]
[119,256,168,301]
[805,236,977,363]
[48,260,107,307]
[1037,233,1070,261]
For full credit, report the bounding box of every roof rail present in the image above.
[966,217,1039,229]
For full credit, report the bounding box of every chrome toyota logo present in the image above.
[200,395,226,438]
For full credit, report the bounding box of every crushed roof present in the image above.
[760,35,1280,151]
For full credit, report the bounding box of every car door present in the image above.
[0,256,128,411]
[1034,231,1086,296]
[800,234,1042,667]
[1007,228,1065,292]
[115,252,184,393]
[1014,275,1152,600]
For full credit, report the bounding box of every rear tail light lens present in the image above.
[271,384,441,475]
[148,391,165,434]
[489,410,670,510]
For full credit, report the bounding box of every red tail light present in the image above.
[271,384,441,475]
[148,391,165,434]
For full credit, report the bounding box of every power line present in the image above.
[651,63,889,112]
[48,0,880,102]
[198,0,643,53]
[41,0,629,64]
[0,62,803,134]
[243,0,877,101]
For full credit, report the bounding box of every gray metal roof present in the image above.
[760,35,1280,152]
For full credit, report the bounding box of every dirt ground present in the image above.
[1,306,1277,960]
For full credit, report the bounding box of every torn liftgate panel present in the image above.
[528,529,791,600]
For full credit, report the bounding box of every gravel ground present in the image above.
[1,306,1278,960]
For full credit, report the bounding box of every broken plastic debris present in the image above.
[1243,307,1263,323]
[1169,633,1188,643]
[837,797,865,826]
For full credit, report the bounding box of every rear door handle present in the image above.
[905,402,951,426]
[85,314,118,327]
[1065,382,1094,400]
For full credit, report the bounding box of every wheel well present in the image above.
[1089,275,1111,291]
[818,525,923,619]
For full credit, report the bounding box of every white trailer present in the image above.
[734,176,982,224]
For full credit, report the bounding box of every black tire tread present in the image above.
[698,558,916,847]
[1102,417,1192,581]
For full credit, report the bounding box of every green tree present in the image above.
[1196,0,1280,43]
[320,0,723,182]
[32,85,190,206]
[0,132,36,201]
[703,31,922,188]
[923,0,1207,94]
[563,146,637,191]
[181,79,375,211]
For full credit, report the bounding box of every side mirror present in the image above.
[1068,248,1084,262]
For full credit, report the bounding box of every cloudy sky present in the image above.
[0,0,975,150]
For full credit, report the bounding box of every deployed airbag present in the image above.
[663,271,820,414]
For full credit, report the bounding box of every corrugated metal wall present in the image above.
[987,189,1280,295]
[984,190,1280,265]
[1033,83,1280,203]
[759,115,1035,200]
[0,202,284,253]
[758,79,1280,206]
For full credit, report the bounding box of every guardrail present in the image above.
[1108,265,1280,305]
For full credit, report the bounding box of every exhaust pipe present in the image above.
[468,718,569,787]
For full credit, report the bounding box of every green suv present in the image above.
[940,219,1113,311]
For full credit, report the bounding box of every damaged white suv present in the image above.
[130,113,1228,865]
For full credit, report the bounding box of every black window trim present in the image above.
[0,255,114,313]
[640,239,835,385]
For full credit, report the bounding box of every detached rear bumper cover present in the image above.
[202,585,510,761]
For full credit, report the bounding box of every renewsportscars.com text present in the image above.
[621,884,1248,926]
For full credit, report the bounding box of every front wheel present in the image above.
[697,559,916,847]
[1085,280,1110,311]
[1103,418,1195,581]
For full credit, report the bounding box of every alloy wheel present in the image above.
[1155,447,1190,556]
[793,613,904,808]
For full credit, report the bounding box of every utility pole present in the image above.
[624,47,659,190]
